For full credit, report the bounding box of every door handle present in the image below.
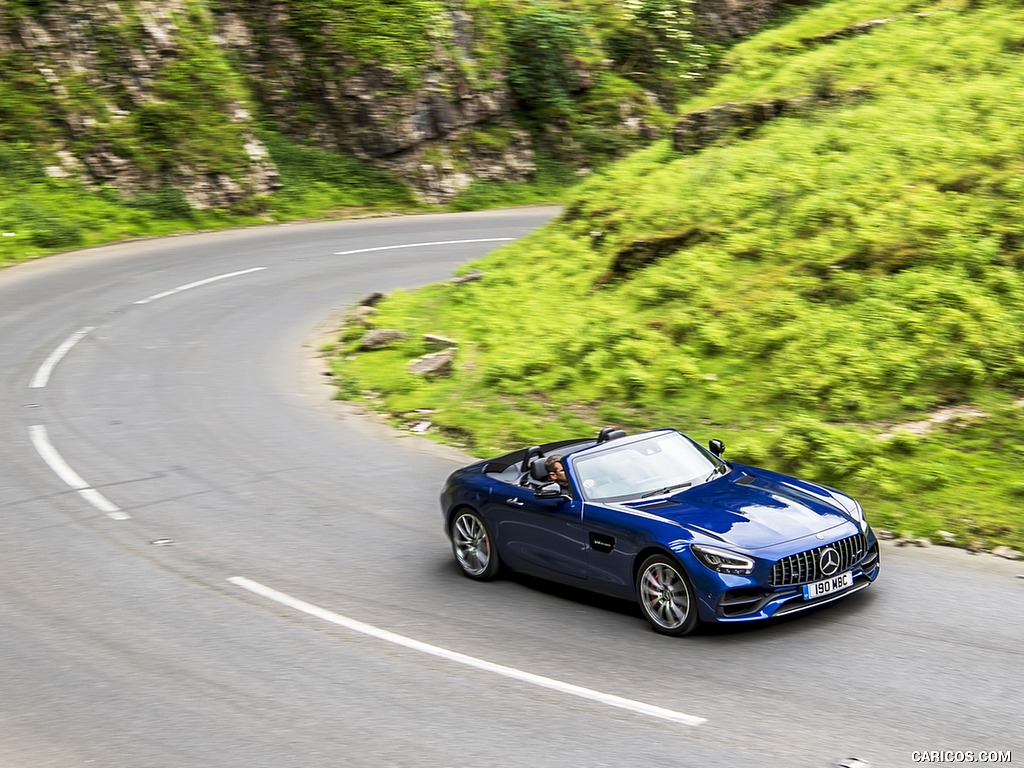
[506,497,524,506]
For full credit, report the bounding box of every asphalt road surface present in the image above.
[0,209,1020,768]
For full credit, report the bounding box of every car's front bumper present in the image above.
[685,532,881,624]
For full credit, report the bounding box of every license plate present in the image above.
[803,571,853,600]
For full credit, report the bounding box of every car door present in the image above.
[579,502,649,599]
[485,487,589,581]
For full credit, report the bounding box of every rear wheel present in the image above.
[450,510,500,581]
[636,555,699,636]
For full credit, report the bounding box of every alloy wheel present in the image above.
[639,559,694,633]
[452,512,493,578]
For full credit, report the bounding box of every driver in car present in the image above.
[545,455,571,491]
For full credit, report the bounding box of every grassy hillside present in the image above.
[332,0,1024,550]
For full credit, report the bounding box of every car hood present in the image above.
[621,468,854,550]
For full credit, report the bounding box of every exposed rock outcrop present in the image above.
[0,0,279,209]
[672,86,871,153]
[380,122,535,205]
[2,0,787,207]
[211,1,532,203]
[694,0,779,38]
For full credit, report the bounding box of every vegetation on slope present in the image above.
[0,1,417,264]
[0,0,712,267]
[0,130,419,266]
[331,0,1024,549]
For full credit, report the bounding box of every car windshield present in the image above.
[572,431,723,503]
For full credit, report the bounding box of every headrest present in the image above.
[529,455,550,482]
[521,445,542,472]
[597,427,627,443]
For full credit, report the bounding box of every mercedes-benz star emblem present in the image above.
[819,547,841,576]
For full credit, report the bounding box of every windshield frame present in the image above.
[569,430,726,503]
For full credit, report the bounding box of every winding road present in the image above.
[0,209,1020,768]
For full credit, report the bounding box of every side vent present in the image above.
[589,533,615,554]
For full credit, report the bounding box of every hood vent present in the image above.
[634,499,678,509]
[734,473,756,486]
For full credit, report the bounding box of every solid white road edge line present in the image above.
[134,267,267,305]
[228,575,707,727]
[334,237,514,256]
[28,425,129,520]
[30,326,96,389]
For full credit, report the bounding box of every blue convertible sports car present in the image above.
[440,428,880,636]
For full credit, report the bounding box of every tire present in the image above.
[636,554,699,636]
[450,509,500,581]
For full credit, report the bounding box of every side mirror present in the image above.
[709,439,725,457]
[534,482,568,500]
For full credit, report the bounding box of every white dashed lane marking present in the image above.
[28,425,128,520]
[334,238,513,256]
[30,326,95,389]
[229,576,707,727]
[134,266,267,305]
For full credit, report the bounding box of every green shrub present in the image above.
[0,141,43,182]
[606,0,712,100]
[2,199,83,249]
[505,3,590,119]
[129,185,194,220]
[282,0,442,87]
[263,131,415,209]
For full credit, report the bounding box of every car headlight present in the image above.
[691,544,755,574]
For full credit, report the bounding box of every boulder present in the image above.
[451,269,483,285]
[408,348,456,377]
[358,329,408,350]
[992,545,1022,561]
[423,334,457,348]
[351,306,379,327]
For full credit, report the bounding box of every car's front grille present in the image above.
[769,533,867,586]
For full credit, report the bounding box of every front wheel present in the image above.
[636,555,699,636]
[450,510,500,581]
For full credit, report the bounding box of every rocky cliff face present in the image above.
[213,4,509,159]
[0,0,279,209]
[0,0,780,208]
[211,0,534,204]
